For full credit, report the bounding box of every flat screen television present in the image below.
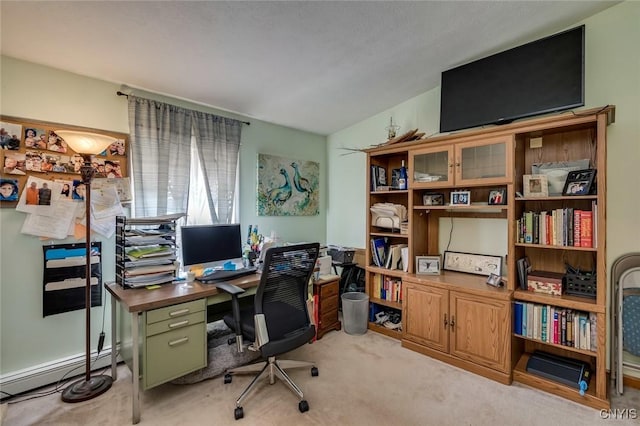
[180,223,243,268]
[439,25,585,133]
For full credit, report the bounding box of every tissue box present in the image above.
[316,255,332,276]
[527,271,564,296]
[327,245,355,264]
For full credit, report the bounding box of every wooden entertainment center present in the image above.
[364,106,614,409]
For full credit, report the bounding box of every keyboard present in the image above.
[196,267,257,283]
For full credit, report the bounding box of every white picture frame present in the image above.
[416,255,441,275]
[443,251,502,276]
[523,174,548,198]
[450,191,470,206]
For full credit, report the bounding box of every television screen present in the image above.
[439,25,584,133]
[180,223,243,267]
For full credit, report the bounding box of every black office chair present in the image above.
[215,242,320,420]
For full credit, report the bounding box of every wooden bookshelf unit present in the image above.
[364,106,614,409]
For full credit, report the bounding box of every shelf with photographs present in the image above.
[363,105,614,409]
[510,106,613,409]
[1,115,129,208]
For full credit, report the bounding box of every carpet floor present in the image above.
[2,328,639,425]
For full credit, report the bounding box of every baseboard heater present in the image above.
[526,350,591,395]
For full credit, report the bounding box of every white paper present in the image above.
[15,176,65,217]
[20,201,76,239]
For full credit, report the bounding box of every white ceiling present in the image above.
[1,1,618,136]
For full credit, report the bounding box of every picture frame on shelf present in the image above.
[423,192,444,206]
[450,190,470,206]
[488,188,506,205]
[523,174,548,198]
[562,169,596,196]
[443,251,502,276]
[416,255,441,275]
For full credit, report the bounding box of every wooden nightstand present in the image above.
[313,276,341,339]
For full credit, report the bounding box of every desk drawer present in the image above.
[321,309,338,327]
[146,299,205,325]
[146,311,205,338]
[144,322,206,389]
[320,282,339,298]
[322,295,339,312]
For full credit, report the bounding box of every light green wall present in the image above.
[0,57,326,375]
[327,2,640,268]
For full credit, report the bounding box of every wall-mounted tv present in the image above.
[439,25,585,133]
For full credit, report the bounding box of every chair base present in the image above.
[225,356,316,410]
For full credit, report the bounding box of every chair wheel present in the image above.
[311,367,319,377]
[299,400,309,413]
[227,337,235,345]
[224,373,232,384]
[234,407,244,420]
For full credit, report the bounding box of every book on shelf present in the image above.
[370,237,387,267]
[385,243,407,270]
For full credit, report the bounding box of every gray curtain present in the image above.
[192,111,242,224]
[128,96,192,217]
[128,95,242,222]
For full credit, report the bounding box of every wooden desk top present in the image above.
[105,273,261,313]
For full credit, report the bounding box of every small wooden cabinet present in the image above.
[313,276,341,339]
[409,136,513,189]
[402,275,511,383]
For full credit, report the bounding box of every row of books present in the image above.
[371,273,402,302]
[514,302,597,351]
[370,165,404,191]
[369,237,408,271]
[516,204,596,248]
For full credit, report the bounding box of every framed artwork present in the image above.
[450,191,470,206]
[257,153,319,216]
[443,251,502,276]
[488,188,506,205]
[416,255,441,275]
[562,169,596,196]
[523,174,548,197]
[423,193,444,206]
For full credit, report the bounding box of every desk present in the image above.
[105,273,260,424]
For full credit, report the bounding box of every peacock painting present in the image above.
[257,153,319,216]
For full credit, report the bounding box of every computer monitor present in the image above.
[180,223,243,269]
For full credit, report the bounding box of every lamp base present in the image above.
[61,374,112,403]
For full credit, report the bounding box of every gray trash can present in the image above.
[341,292,369,335]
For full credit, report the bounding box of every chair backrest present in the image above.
[255,243,320,341]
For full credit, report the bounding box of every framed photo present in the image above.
[450,191,470,206]
[488,188,506,205]
[423,192,444,206]
[523,174,548,198]
[416,255,441,275]
[443,251,502,276]
[562,169,596,196]
[486,273,503,287]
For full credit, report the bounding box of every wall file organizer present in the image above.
[42,243,102,316]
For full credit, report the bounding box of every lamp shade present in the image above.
[55,130,114,155]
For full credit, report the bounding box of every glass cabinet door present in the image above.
[454,136,513,186]
[409,146,454,188]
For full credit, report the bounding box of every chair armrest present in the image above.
[215,283,247,352]
[214,282,246,296]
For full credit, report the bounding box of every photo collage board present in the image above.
[1,116,130,208]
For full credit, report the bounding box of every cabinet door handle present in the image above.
[168,320,189,329]
[448,163,453,169]
[455,162,461,167]
[169,308,190,317]
[168,337,189,347]
[450,315,455,330]
[443,313,448,329]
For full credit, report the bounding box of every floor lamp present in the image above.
[56,130,114,402]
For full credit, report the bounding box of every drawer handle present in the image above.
[169,308,190,317]
[168,320,189,329]
[168,337,189,347]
